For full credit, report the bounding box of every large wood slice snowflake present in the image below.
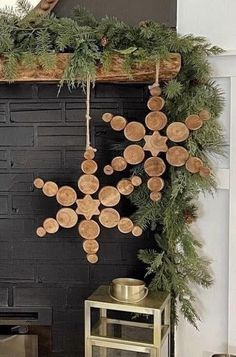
[102,86,211,202]
[34,148,143,264]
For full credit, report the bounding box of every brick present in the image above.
[0,218,35,240]
[0,173,34,192]
[38,85,85,99]
[11,150,62,169]
[0,127,34,147]
[53,309,84,328]
[0,262,34,282]
[38,264,89,283]
[67,288,94,308]
[38,126,85,147]
[0,287,8,306]
[12,195,58,215]
[98,243,122,263]
[65,102,119,122]
[0,150,8,168]
[0,196,8,215]
[90,264,145,283]
[10,102,62,123]
[14,287,66,306]
[0,103,6,123]
[95,84,145,99]
[64,150,84,170]
[0,84,33,99]
[0,242,11,260]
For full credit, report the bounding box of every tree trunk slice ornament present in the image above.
[83,240,99,254]
[110,116,127,131]
[36,226,46,237]
[166,146,189,166]
[124,122,146,141]
[118,218,134,233]
[166,122,189,142]
[143,131,168,156]
[87,254,99,264]
[99,208,120,228]
[56,186,77,206]
[147,177,164,192]
[43,218,59,234]
[78,219,100,239]
[132,226,143,237]
[98,186,121,207]
[150,191,162,202]
[111,157,127,172]
[199,166,211,177]
[185,115,203,130]
[131,176,142,187]
[81,160,98,174]
[104,165,114,175]
[117,179,134,195]
[76,195,100,220]
[199,110,211,121]
[145,111,167,131]
[124,145,145,164]
[147,96,165,111]
[144,157,166,176]
[34,178,44,189]
[78,174,99,195]
[185,157,203,173]
[56,208,78,228]
[42,181,58,197]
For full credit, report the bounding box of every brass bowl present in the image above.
[110,278,148,303]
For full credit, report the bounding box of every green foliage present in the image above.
[0,0,225,328]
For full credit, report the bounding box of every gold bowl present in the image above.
[109,278,148,303]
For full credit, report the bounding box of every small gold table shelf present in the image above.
[85,285,171,357]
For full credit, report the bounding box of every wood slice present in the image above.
[150,191,162,202]
[42,181,58,197]
[144,131,168,156]
[117,179,134,195]
[84,148,95,160]
[124,122,146,142]
[199,166,211,177]
[76,195,100,220]
[199,110,211,121]
[145,111,167,131]
[185,157,203,173]
[102,113,113,122]
[147,96,165,111]
[144,157,166,177]
[99,208,120,228]
[104,165,114,175]
[40,2,51,10]
[132,226,143,237]
[149,86,162,97]
[78,175,99,195]
[56,208,78,228]
[34,178,44,189]
[110,116,127,131]
[78,220,100,239]
[118,218,134,234]
[81,160,98,174]
[124,145,145,165]
[36,226,46,237]
[131,176,142,187]
[111,157,127,172]
[83,240,99,254]
[166,122,190,142]
[147,177,164,191]
[98,186,121,207]
[43,218,59,234]
[185,115,203,130]
[56,186,77,206]
[87,254,98,264]
[166,146,189,167]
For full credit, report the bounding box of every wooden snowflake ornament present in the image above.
[102,86,211,202]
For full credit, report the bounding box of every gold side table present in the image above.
[85,285,171,357]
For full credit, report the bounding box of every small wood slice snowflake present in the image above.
[102,87,211,202]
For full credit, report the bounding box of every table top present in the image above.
[86,285,170,311]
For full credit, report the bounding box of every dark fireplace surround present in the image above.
[0,82,155,356]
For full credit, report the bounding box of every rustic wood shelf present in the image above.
[0,53,181,83]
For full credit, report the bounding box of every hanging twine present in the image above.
[85,77,96,152]
[148,60,160,91]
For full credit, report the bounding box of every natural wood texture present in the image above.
[118,217,134,233]
[185,157,203,173]
[42,181,58,197]
[124,122,146,142]
[78,174,99,195]
[99,208,120,228]
[36,226,46,237]
[143,131,168,156]
[83,240,99,254]
[56,186,77,206]
[81,160,98,174]
[150,191,162,202]
[34,178,44,189]
[0,53,181,82]
[130,176,142,186]
[84,148,95,160]
[147,177,164,191]
[199,166,211,177]
[185,115,203,130]
[76,195,100,220]
[123,144,145,165]
[103,165,114,175]
[166,122,189,142]
[111,156,127,172]
[43,218,59,234]
[87,254,98,264]
[145,111,167,131]
[166,146,189,166]
[35,0,59,14]
[117,179,134,195]
[56,208,78,228]
[147,96,165,111]
[102,113,113,122]
[132,226,143,237]
[199,110,211,121]
[149,86,162,97]
[110,116,127,131]
[98,186,121,207]
[78,219,100,239]
[144,157,166,177]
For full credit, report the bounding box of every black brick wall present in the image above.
[0,83,153,356]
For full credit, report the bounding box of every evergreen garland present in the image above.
[0,1,225,327]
